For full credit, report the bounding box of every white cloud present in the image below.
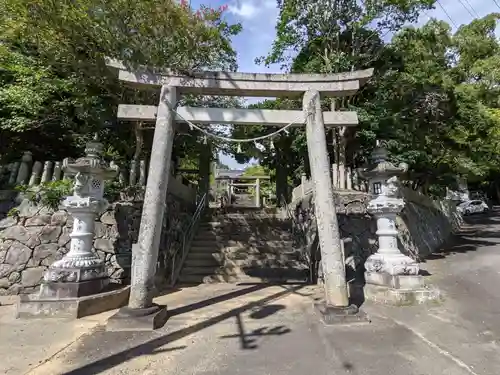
[229,0,276,19]
[229,2,259,18]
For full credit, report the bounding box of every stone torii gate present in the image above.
[215,174,270,207]
[105,59,373,329]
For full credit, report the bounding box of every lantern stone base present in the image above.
[364,272,442,306]
[365,271,425,289]
[314,302,370,325]
[38,277,109,299]
[16,285,130,319]
[106,304,169,332]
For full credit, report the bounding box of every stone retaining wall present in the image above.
[289,189,460,277]
[398,187,462,260]
[0,194,193,295]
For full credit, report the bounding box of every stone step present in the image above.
[183,255,306,268]
[196,226,292,234]
[177,274,250,284]
[191,235,295,242]
[181,265,235,276]
[197,223,293,231]
[198,223,292,230]
[190,238,295,247]
[189,242,296,253]
[183,252,224,260]
[201,214,288,220]
[177,273,309,285]
[196,226,293,233]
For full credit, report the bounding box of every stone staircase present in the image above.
[231,193,255,207]
[177,207,309,284]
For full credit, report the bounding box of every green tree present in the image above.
[0,0,241,164]
[242,163,275,203]
[260,0,435,71]
[234,7,500,198]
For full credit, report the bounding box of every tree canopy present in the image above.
[0,0,241,165]
[231,3,500,199]
[2,0,500,200]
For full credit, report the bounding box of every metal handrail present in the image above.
[170,192,207,286]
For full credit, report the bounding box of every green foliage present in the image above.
[15,178,148,211]
[231,5,500,198]
[7,207,19,218]
[242,164,276,201]
[104,181,144,202]
[0,0,241,164]
[259,0,435,70]
[15,180,73,211]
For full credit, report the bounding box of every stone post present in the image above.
[129,160,138,185]
[227,181,233,205]
[16,151,32,184]
[52,161,62,181]
[303,90,361,323]
[139,160,147,186]
[255,178,261,207]
[108,85,177,331]
[41,161,53,183]
[8,162,20,185]
[118,167,128,186]
[301,174,307,197]
[28,161,43,186]
[346,167,352,190]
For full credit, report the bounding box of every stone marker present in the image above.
[16,152,32,185]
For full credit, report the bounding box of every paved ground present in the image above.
[0,303,113,375]
[2,211,500,375]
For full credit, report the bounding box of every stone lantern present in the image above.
[17,137,130,319]
[42,136,118,296]
[359,142,436,304]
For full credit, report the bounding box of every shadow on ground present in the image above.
[61,284,305,375]
[420,211,500,262]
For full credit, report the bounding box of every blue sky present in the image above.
[191,0,499,169]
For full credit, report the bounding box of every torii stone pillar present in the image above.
[255,178,261,208]
[303,90,364,323]
[108,85,176,331]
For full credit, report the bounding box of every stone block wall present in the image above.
[0,194,194,295]
[289,191,377,279]
[398,187,462,260]
[288,188,460,277]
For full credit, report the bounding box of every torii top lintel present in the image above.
[106,58,373,97]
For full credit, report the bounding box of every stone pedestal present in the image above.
[314,302,370,325]
[17,138,129,319]
[42,197,109,297]
[360,143,440,305]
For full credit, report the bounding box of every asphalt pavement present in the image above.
[3,210,500,375]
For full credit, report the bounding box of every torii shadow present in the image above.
[62,285,302,374]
